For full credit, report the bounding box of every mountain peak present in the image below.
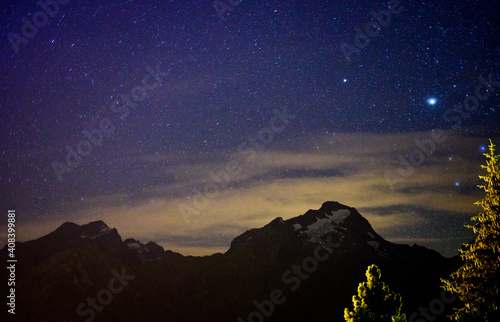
[79,220,112,239]
[82,220,108,229]
[283,202,354,245]
[286,201,354,226]
[266,216,285,227]
[54,221,79,233]
[320,201,351,211]
[52,220,115,242]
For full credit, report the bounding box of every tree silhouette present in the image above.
[442,139,500,321]
[344,264,407,322]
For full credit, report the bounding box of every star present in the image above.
[343,78,347,83]
[426,98,437,105]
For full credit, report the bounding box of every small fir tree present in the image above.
[344,264,407,322]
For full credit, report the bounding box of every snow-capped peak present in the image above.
[78,221,113,239]
[304,209,350,243]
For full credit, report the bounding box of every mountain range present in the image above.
[1,201,461,321]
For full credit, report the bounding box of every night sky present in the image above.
[1,0,499,257]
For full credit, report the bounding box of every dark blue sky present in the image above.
[0,0,499,256]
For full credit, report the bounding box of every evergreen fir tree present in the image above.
[344,264,407,322]
[442,139,500,321]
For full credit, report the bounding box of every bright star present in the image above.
[427,98,437,105]
[480,145,486,151]
[343,78,347,83]
[455,182,460,187]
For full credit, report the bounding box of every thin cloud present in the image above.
[5,131,496,258]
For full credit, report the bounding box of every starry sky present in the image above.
[1,0,499,257]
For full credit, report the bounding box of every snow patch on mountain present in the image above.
[305,209,350,243]
[79,226,112,240]
[127,242,142,249]
[89,227,112,239]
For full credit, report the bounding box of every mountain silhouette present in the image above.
[1,201,461,321]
